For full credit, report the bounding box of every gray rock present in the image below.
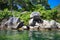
[29,12,43,26]
[43,20,51,28]
[29,18,35,26]
[29,26,34,31]
[0,19,8,30]
[5,17,20,25]
[56,22,60,28]
[50,20,58,28]
[22,26,27,30]
[5,17,24,29]
[29,18,60,29]
[30,12,40,18]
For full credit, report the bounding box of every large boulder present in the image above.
[5,17,24,29]
[29,12,43,26]
[5,17,20,25]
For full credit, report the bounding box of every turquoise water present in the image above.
[0,30,60,40]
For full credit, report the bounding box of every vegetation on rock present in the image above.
[0,0,60,25]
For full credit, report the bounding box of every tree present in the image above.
[53,5,60,22]
[0,0,51,11]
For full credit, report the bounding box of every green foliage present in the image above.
[0,9,31,25]
[20,12,31,25]
[0,7,59,25]
[53,5,60,22]
[0,0,60,25]
[0,9,12,21]
[33,4,58,20]
[0,0,50,11]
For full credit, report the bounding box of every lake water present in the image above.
[0,30,60,40]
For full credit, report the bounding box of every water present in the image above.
[0,30,60,40]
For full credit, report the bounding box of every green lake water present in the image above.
[0,30,60,40]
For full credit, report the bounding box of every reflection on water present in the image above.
[0,30,29,40]
[0,30,60,40]
[29,30,60,40]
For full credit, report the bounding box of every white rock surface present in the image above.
[35,22,40,26]
[43,20,51,28]
[29,26,34,29]
[29,18,33,25]
[50,20,57,28]
[56,22,60,28]
[22,26,27,29]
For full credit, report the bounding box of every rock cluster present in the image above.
[0,12,60,30]
[28,12,60,30]
[0,17,24,30]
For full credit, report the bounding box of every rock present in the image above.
[29,26,34,29]
[35,22,43,28]
[34,26,39,28]
[5,17,24,29]
[29,18,35,26]
[22,26,27,30]
[50,20,58,28]
[17,21,24,29]
[29,12,43,26]
[0,19,8,30]
[5,17,19,25]
[30,12,40,18]
[18,28,23,31]
[42,20,58,29]
[29,26,34,31]
[35,22,40,26]
[34,26,39,30]
[56,22,60,28]
[43,20,51,28]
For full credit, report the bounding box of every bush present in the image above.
[20,12,31,25]
[0,7,59,25]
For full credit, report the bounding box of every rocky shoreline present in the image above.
[0,12,60,31]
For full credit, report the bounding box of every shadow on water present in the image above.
[0,30,60,40]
